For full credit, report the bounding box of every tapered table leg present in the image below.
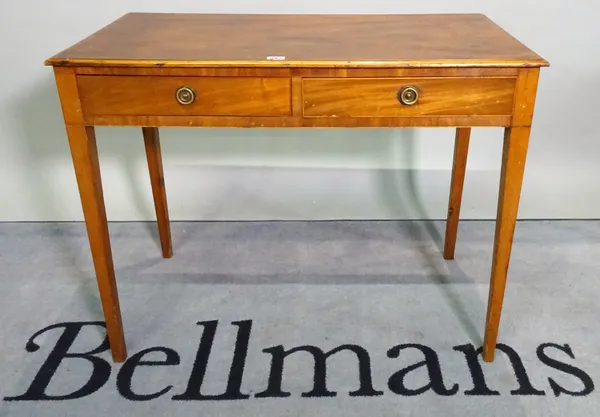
[66,125,127,362]
[483,126,531,362]
[142,127,173,258]
[444,128,471,260]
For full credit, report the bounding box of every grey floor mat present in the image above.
[0,220,598,416]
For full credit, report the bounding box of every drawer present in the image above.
[302,77,516,117]
[78,76,292,117]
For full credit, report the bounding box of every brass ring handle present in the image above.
[175,86,196,105]
[398,86,419,106]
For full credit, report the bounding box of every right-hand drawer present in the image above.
[302,77,516,117]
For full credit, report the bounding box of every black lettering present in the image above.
[537,343,594,397]
[4,321,111,401]
[172,320,251,400]
[387,343,458,396]
[256,344,383,398]
[453,343,544,396]
[453,343,499,395]
[117,347,180,401]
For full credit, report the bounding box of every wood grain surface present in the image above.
[73,66,520,77]
[77,76,292,117]
[444,128,471,260]
[142,127,172,259]
[302,77,516,117]
[47,13,548,364]
[87,114,512,128]
[482,68,540,362]
[65,126,127,363]
[483,126,531,362]
[45,13,548,68]
[54,67,127,362]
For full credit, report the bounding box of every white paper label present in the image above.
[266,56,286,60]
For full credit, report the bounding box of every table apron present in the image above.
[86,114,512,128]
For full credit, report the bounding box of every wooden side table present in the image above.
[45,13,548,363]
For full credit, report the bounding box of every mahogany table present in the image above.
[45,13,548,363]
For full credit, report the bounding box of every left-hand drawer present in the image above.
[77,76,292,118]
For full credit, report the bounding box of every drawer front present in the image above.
[78,76,292,117]
[303,78,516,117]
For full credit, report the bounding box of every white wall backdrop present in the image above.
[0,0,598,221]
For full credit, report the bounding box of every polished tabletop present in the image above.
[45,13,548,68]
